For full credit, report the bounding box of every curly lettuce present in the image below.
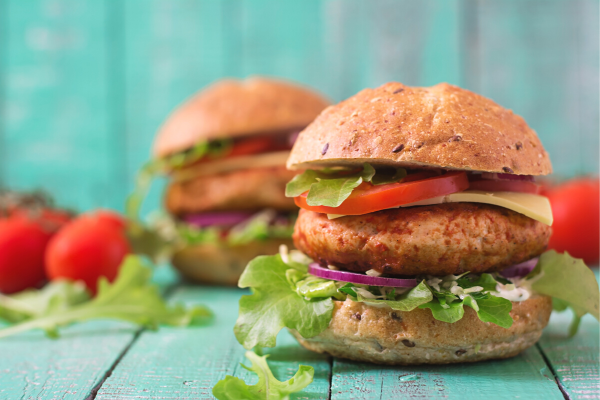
[213,351,313,400]
[234,248,600,350]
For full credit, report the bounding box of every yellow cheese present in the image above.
[327,190,553,226]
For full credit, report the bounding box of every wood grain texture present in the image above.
[330,346,564,400]
[469,0,599,178]
[95,286,331,399]
[2,0,125,212]
[0,321,138,399]
[539,314,600,400]
[537,270,600,400]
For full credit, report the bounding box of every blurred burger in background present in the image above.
[128,77,329,285]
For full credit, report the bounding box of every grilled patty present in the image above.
[294,203,551,276]
[165,165,297,216]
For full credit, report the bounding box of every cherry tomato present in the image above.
[468,179,541,194]
[295,171,469,215]
[545,177,599,265]
[45,211,131,294]
[82,209,127,231]
[0,217,52,294]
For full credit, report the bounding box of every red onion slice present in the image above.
[308,263,418,288]
[183,212,253,228]
[500,258,539,278]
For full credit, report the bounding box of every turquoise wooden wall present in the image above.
[1,0,598,214]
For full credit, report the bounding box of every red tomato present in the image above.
[295,171,469,215]
[82,209,127,231]
[0,217,52,294]
[468,179,541,194]
[545,178,600,265]
[45,212,131,294]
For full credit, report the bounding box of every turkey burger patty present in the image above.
[294,203,552,277]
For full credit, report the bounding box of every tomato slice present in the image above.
[468,179,541,194]
[295,171,470,215]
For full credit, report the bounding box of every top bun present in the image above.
[287,82,552,175]
[153,77,330,157]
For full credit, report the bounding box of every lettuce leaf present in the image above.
[526,250,599,336]
[212,351,314,400]
[285,163,406,207]
[234,255,334,349]
[420,299,465,323]
[0,256,212,338]
[0,281,90,324]
[355,281,433,311]
[527,250,599,320]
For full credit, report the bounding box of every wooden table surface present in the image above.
[1,268,598,400]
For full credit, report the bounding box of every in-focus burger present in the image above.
[233,82,599,364]
[128,77,329,285]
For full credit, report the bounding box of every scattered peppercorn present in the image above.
[503,166,514,173]
[393,88,404,94]
[455,349,467,356]
[515,141,523,150]
[449,135,462,142]
[352,312,361,320]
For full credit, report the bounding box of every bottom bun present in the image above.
[290,295,552,365]
[171,238,294,286]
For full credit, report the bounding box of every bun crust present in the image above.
[154,77,330,157]
[287,82,552,175]
[291,295,552,365]
[171,238,294,286]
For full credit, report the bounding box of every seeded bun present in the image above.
[290,294,552,365]
[171,238,295,286]
[154,77,330,157]
[287,82,552,176]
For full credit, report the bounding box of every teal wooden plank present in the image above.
[0,0,6,186]
[0,321,138,399]
[123,0,229,218]
[537,269,600,399]
[3,0,125,212]
[234,0,330,92]
[471,0,599,178]
[330,346,563,400]
[539,313,600,400]
[95,286,331,399]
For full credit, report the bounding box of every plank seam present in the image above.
[536,343,571,400]
[84,328,143,400]
[327,355,333,400]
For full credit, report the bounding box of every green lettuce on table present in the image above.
[0,255,212,338]
[213,351,313,400]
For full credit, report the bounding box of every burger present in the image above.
[128,77,329,285]
[233,82,599,364]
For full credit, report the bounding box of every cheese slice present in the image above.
[327,190,553,226]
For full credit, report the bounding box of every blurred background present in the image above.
[0,0,598,215]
